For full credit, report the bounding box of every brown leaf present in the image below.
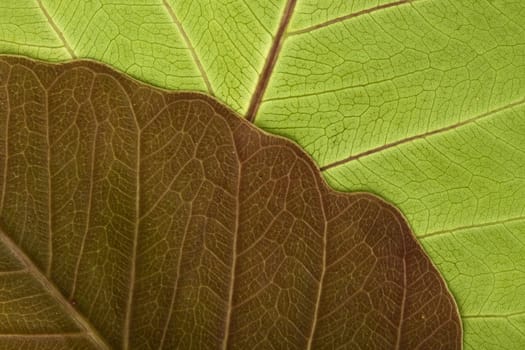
[0,56,461,349]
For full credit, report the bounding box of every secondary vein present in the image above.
[162,0,214,95]
[395,236,407,350]
[305,170,328,349]
[287,0,416,36]
[70,121,98,299]
[0,74,11,214]
[320,97,525,171]
[35,0,77,58]
[419,215,525,239]
[222,136,242,350]
[463,311,525,319]
[123,93,141,350]
[44,71,53,276]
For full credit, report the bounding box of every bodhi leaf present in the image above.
[1,0,525,348]
[0,56,461,349]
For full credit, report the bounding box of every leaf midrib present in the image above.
[245,0,417,123]
[245,0,297,122]
[32,0,420,128]
[0,227,110,349]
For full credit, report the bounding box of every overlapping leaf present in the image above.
[1,0,524,348]
[0,56,460,349]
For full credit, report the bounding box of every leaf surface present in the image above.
[1,1,524,348]
[0,56,460,349]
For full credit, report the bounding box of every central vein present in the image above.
[245,0,297,123]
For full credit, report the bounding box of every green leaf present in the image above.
[0,56,461,349]
[1,0,524,348]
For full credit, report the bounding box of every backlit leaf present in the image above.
[0,56,460,349]
[1,1,524,348]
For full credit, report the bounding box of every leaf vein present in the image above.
[0,70,10,214]
[320,97,525,171]
[0,227,110,349]
[245,0,297,122]
[221,121,242,350]
[162,0,214,95]
[306,160,328,349]
[287,0,417,36]
[35,0,76,58]
[420,215,525,239]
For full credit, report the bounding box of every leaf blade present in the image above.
[3,1,524,348]
[0,56,461,349]
[0,227,109,349]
